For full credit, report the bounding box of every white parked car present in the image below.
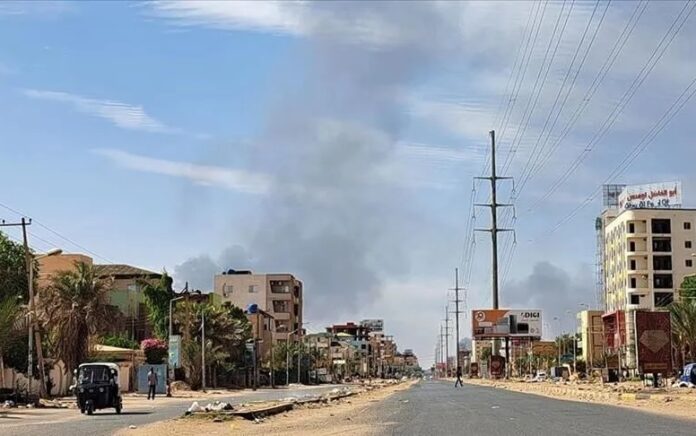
[532,371,547,382]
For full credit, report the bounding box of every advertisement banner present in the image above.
[360,319,384,332]
[634,311,672,374]
[168,335,181,368]
[618,181,682,210]
[472,309,542,339]
[489,356,506,378]
[532,341,556,356]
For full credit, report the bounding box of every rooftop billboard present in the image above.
[360,319,384,332]
[618,181,682,210]
[472,309,542,339]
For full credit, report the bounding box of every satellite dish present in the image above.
[247,303,259,314]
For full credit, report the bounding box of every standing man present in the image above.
[147,367,158,400]
[454,366,463,388]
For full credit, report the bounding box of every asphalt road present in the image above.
[0,384,341,436]
[361,380,695,436]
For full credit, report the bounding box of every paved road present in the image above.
[361,380,695,435]
[0,384,341,436]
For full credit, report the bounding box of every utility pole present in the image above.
[444,305,450,377]
[439,324,445,378]
[475,130,515,355]
[201,310,206,391]
[450,268,463,374]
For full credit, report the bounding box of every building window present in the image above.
[653,255,672,270]
[651,219,671,234]
[629,241,636,252]
[629,259,636,270]
[628,223,635,234]
[655,292,674,307]
[653,274,673,289]
[652,237,671,252]
[248,285,257,293]
[686,241,693,249]
[222,284,233,297]
[629,277,637,288]
[685,222,692,230]
[687,259,693,268]
[630,294,640,305]
[272,300,290,313]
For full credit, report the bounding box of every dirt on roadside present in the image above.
[116,380,417,436]
[464,378,696,421]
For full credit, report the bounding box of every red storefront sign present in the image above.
[634,311,672,374]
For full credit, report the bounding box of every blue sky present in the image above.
[2,1,696,367]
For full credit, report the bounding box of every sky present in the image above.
[2,1,696,369]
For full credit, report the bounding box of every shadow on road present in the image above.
[91,411,153,416]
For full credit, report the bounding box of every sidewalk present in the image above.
[464,378,696,421]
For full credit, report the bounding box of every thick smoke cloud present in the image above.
[175,3,461,317]
[504,261,595,337]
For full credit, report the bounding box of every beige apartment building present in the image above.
[213,270,303,344]
[604,208,696,368]
[577,310,604,369]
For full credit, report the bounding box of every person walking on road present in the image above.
[147,367,158,400]
[454,366,464,388]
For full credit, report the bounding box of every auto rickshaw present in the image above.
[73,362,123,415]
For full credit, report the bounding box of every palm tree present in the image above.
[670,299,696,364]
[38,262,113,373]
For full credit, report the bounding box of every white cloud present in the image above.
[23,89,175,133]
[148,1,305,35]
[93,149,271,195]
[147,1,457,49]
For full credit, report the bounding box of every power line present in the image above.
[0,201,114,263]
[520,1,648,195]
[498,1,549,146]
[548,71,696,235]
[516,0,609,194]
[501,0,575,175]
[528,0,695,211]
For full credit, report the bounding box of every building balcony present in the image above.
[271,312,291,320]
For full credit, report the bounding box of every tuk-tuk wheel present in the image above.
[116,402,122,414]
[86,401,94,415]
[80,408,85,414]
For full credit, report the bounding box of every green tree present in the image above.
[38,262,113,373]
[0,231,35,302]
[680,276,696,301]
[670,299,696,363]
[139,272,173,339]
[0,297,20,385]
[173,301,250,389]
[0,231,37,374]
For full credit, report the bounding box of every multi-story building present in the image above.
[577,310,604,369]
[213,270,303,345]
[603,208,696,368]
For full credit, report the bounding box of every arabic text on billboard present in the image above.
[360,319,384,332]
[618,182,682,210]
[472,309,542,339]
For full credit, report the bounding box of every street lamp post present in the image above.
[167,296,185,396]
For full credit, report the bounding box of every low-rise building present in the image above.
[577,310,604,369]
[38,253,164,342]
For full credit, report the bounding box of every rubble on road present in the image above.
[181,381,402,423]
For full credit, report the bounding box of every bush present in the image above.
[141,338,168,364]
[101,334,138,350]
